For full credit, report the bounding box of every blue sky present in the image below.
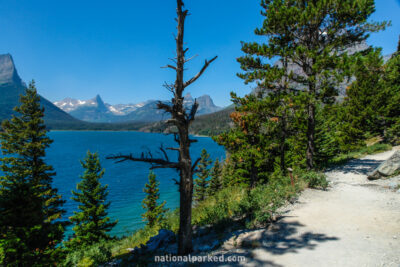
[0,0,399,107]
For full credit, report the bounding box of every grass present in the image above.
[60,169,330,266]
[62,172,318,266]
[328,143,392,167]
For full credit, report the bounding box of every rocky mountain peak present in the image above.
[184,93,194,102]
[197,95,215,107]
[93,94,108,112]
[0,54,24,87]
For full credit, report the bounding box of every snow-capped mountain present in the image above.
[54,96,152,116]
[107,101,153,115]
[54,97,99,113]
[53,94,222,123]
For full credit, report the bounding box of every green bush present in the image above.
[63,241,113,267]
[386,121,400,145]
[192,186,246,227]
[297,171,328,190]
[239,183,295,228]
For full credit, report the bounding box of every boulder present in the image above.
[368,150,400,180]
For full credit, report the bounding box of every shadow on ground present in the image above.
[210,218,339,266]
[330,158,383,175]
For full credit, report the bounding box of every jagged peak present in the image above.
[0,53,24,87]
[94,94,104,103]
[184,92,193,100]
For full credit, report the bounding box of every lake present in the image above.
[45,131,225,238]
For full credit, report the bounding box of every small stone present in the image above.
[388,182,398,190]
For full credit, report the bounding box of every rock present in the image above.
[145,229,176,252]
[388,182,399,190]
[368,151,400,180]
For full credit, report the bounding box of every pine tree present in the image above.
[207,159,223,196]
[381,38,400,144]
[238,0,387,169]
[68,151,117,248]
[215,92,301,187]
[0,81,67,266]
[194,149,212,202]
[220,157,237,188]
[142,171,168,228]
[344,48,385,136]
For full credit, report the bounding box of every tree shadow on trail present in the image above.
[330,158,383,175]
[210,218,339,266]
[257,219,339,255]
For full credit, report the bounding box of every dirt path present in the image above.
[212,149,400,267]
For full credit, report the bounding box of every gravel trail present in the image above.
[212,149,400,267]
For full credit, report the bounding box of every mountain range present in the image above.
[0,53,224,131]
[0,54,80,127]
[53,93,222,123]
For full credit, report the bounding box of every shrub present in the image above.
[63,241,113,267]
[239,183,294,228]
[297,171,328,190]
[386,121,400,145]
[192,186,246,227]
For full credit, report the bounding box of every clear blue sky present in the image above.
[0,0,399,107]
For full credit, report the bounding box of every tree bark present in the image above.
[306,101,315,170]
[280,115,287,173]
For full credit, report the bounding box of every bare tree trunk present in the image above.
[306,100,315,170]
[280,115,287,173]
[108,0,216,256]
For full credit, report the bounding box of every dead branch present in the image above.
[167,147,180,151]
[173,178,181,186]
[184,56,218,88]
[162,64,177,70]
[157,101,173,113]
[184,54,198,63]
[191,157,201,172]
[187,100,199,122]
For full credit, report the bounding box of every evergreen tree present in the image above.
[344,48,385,136]
[68,151,117,248]
[194,149,212,202]
[220,157,237,188]
[207,159,223,196]
[381,39,400,144]
[216,92,302,187]
[0,82,67,266]
[142,171,168,228]
[238,0,387,169]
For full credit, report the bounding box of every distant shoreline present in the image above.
[48,129,211,138]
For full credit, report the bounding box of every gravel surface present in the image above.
[210,148,400,267]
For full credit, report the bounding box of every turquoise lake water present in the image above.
[44,131,225,238]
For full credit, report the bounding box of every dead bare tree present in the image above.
[107,0,216,255]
